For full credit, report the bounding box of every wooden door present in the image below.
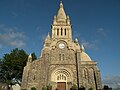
[57,82,66,90]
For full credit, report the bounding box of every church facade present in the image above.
[21,1,102,90]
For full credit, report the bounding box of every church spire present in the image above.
[57,0,67,22]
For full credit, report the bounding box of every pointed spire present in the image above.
[57,0,67,22]
[47,32,50,39]
[28,53,32,62]
[45,32,51,41]
[81,45,85,52]
[44,32,51,47]
[29,53,32,59]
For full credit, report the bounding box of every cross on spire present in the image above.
[60,0,62,3]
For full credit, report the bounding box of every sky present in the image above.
[0,0,120,88]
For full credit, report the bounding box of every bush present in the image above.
[71,84,77,90]
[103,85,109,90]
[88,88,93,90]
[42,86,47,90]
[31,87,36,90]
[47,84,52,90]
[79,86,85,90]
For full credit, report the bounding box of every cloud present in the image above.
[73,31,99,50]
[80,28,107,50]
[81,40,98,50]
[0,25,26,48]
[103,75,120,88]
[97,28,106,36]
[10,40,25,48]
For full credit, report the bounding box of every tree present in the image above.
[103,85,109,90]
[0,48,28,85]
[31,52,37,61]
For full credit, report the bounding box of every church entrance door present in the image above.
[57,82,66,90]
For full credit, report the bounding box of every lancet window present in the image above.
[57,28,59,35]
[65,28,66,36]
[57,74,66,81]
[83,69,88,79]
[61,28,63,35]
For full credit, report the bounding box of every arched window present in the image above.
[59,54,64,61]
[33,75,35,80]
[83,69,88,79]
[57,28,59,35]
[57,74,66,81]
[63,54,64,60]
[61,28,63,35]
[57,76,60,80]
[59,54,61,61]
[65,28,66,36]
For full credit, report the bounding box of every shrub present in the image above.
[88,88,93,90]
[42,86,47,90]
[71,84,77,90]
[47,84,52,90]
[31,87,36,90]
[79,86,85,90]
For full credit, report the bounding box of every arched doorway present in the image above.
[51,68,73,90]
[57,73,67,90]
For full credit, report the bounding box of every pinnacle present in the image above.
[81,45,85,52]
[28,53,32,58]
[47,32,50,39]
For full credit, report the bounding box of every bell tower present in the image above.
[51,1,72,41]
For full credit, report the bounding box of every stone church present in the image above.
[21,1,102,90]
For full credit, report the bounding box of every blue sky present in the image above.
[0,0,120,87]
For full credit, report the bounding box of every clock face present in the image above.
[59,43,65,49]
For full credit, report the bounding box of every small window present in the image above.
[57,28,59,35]
[83,69,88,79]
[61,28,63,35]
[57,74,66,81]
[63,54,64,60]
[65,29,66,36]
[33,75,35,80]
[59,54,61,61]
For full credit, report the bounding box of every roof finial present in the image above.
[47,32,50,38]
[28,53,32,62]
[81,45,85,52]
[60,0,63,7]
[75,38,78,43]
[60,0,62,3]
